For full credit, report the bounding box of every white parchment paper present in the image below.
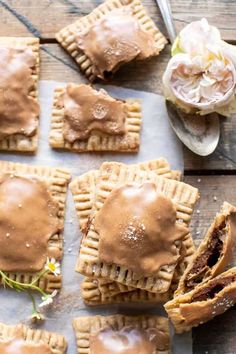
[0,81,192,353]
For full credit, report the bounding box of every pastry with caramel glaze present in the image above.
[71,159,196,305]
[50,84,141,152]
[70,157,181,233]
[71,160,199,293]
[56,0,167,81]
[0,37,40,152]
[70,159,177,233]
[0,160,70,293]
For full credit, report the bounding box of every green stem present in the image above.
[30,269,48,286]
[0,270,47,297]
[27,290,38,314]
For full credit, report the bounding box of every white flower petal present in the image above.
[39,291,57,308]
[39,297,53,308]
[178,18,221,56]
[51,290,58,298]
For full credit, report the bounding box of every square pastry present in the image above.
[73,314,170,354]
[71,159,193,305]
[0,37,40,152]
[56,0,167,81]
[0,322,67,353]
[71,161,199,293]
[50,84,142,152]
[0,160,70,293]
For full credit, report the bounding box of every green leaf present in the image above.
[171,36,183,56]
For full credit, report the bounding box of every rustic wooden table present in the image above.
[1,0,236,353]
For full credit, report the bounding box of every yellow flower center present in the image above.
[48,263,56,272]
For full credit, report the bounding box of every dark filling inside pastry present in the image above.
[103,71,113,80]
[191,275,235,302]
[184,220,226,291]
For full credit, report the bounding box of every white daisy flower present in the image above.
[45,258,60,276]
[39,290,57,308]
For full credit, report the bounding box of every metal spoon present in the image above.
[156,0,220,156]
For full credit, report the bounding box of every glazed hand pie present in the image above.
[176,202,236,296]
[50,84,142,152]
[73,315,170,354]
[71,159,195,306]
[56,0,167,81]
[0,322,67,354]
[165,266,236,333]
[70,160,199,293]
[0,37,40,152]
[0,160,70,293]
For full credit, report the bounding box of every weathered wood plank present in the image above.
[193,307,236,354]
[1,0,236,42]
[185,175,236,246]
[40,43,236,171]
[185,175,236,354]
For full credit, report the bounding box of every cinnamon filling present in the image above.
[191,275,235,302]
[60,84,126,142]
[0,174,61,272]
[184,221,226,290]
[0,327,52,354]
[94,183,188,276]
[90,326,169,354]
[0,46,39,139]
[76,6,157,79]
